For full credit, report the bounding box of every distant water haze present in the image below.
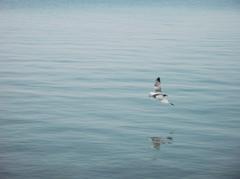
[1,0,240,9]
[0,0,240,178]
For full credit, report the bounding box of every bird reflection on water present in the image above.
[150,136,173,150]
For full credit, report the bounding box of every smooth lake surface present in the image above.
[0,1,240,178]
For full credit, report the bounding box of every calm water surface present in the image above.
[0,1,240,178]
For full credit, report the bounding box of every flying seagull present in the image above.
[149,77,174,105]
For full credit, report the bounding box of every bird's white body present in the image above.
[149,92,163,99]
[149,77,174,106]
[149,91,160,97]
[149,92,170,103]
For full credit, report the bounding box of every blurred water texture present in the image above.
[0,1,240,178]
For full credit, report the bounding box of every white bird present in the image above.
[149,77,174,106]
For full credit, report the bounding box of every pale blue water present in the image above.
[1,1,240,179]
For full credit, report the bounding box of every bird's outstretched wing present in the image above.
[154,77,162,92]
